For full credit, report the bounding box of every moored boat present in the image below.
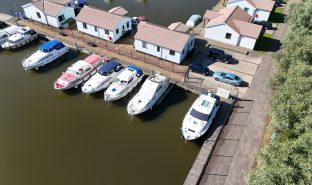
[1,27,38,49]
[0,25,22,46]
[104,65,144,102]
[181,92,221,140]
[54,54,107,90]
[127,72,169,115]
[81,59,124,94]
[22,40,69,70]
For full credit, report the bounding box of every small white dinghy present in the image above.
[1,27,38,49]
[127,72,170,116]
[181,92,221,141]
[104,65,144,102]
[22,40,69,70]
[81,59,124,94]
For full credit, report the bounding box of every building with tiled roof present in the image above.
[22,0,75,28]
[204,6,262,50]
[134,22,194,64]
[227,0,275,21]
[75,6,132,43]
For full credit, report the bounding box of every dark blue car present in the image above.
[189,63,209,76]
[213,71,242,86]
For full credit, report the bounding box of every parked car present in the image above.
[0,21,7,29]
[213,71,242,86]
[208,47,234,64]
[189,63,209,76]
[131,16,148,27]
[253,20,273,30]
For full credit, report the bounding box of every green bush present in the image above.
[248,0,312,184]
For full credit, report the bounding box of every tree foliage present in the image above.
[248,0,312,184]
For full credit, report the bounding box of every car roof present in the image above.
[226,73,237,78]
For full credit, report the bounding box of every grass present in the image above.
[254,33,274,51]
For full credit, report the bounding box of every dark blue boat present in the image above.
[98,59,123,76]
[40,40,65,52]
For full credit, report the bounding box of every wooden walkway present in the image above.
[184,100,235,185]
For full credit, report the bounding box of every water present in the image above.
[0,0,220,184]
[2,0,220,26]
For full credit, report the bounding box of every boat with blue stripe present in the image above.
[104,65,144,102]
[22,40,69,70]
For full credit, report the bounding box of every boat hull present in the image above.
[22,47,69,70]
[2,34,38,49]
[104,75,143,102]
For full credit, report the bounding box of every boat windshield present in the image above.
[190,109,210,121]
[8,38,23,44]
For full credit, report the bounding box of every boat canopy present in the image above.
[98,60,121,75]
[190,108,210,121]
[40,40,64,52]
[128,65,143,77]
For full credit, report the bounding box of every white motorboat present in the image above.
[54,54,107,90]
[127,72,170,115]
[181,92,221,140]
[81,59,124,94]
[0,25,21,46]
[1,27,38,49]
[22,40,69,70]
[104,65,144,102]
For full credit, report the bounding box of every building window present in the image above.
[169,50,175,56]
[182,49,185,54]
[58,14,65,22]
[127,22,130,28]
[225,33,232,39]
[83,22,87,29]
[36,12,41,18]
[105,29,109,35]
[142,41,147,49]
[116,28,119,34]
[244,7,249,12]
[94,26,97,32]
[157,46,160,52]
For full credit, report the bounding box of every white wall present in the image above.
[77,17,132,43]
[254,9,271,21]
[22,4,48,24]
[134,37,194,64]
[227,1,256,16]
[238,36,257,49]
[205,24,240,45]
[22,4,75,28]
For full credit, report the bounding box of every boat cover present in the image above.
[128,65,143,76]
[98,60,121,75]
[40,40,63,52]
[190,108,210,121]
[188,15,201,23]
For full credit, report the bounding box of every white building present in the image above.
[22,0,75,28]
[204,6,262,50]
[75,6,132,43]
[227,0,275,21]
[134,22,194,64]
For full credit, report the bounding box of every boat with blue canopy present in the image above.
[104,65,144,102]
[82,59,124,94]
[22,40,69,70]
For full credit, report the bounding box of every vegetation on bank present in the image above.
[248,0,312,184]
